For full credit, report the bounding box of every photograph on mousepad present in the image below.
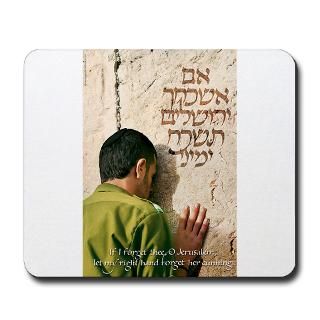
[83,50,237,277]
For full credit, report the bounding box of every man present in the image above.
[83,128,209,277]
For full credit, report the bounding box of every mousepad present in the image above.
[24,49,296,278]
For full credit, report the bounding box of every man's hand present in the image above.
[174,204,209,269]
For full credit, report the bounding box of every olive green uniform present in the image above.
[83,183,173,277]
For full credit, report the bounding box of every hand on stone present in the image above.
[174,203,209,268]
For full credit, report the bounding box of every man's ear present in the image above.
[135,158,147,180]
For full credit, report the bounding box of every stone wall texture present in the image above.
[83,49,237,277]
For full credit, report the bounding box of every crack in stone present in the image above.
[145,78,156,92]
[230,237,236,255]
[219,151,229,167]
[100,66,105,104]
[227,58,237,69]
[83,52,87,87]
[114,49,122,130]
[137,78,159,100]
[210,217,224,229]
[129,55,143,63]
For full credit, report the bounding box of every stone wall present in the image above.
[83,49,237,276]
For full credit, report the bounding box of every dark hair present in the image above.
[99,128,157,183]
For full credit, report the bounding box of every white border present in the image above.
[24,50,83,276]
[237,50,295,277]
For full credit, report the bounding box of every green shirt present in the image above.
[83,183,173,277]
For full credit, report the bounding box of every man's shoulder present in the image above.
[83,187,163,217]
[132,195,164,215]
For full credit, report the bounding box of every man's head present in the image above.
[99,129,157,199]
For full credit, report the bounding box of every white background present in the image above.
[237,50,295,276]
[0,0,316,319]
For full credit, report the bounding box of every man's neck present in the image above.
[104,178,135,195]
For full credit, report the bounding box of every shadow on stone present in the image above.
[149,144,180,232]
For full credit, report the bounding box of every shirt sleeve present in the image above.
[130,212,174,277]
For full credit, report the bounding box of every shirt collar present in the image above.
[95,182,132,196]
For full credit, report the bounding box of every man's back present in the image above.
[83,183,173,277]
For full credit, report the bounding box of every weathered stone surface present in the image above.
[83,49,237,276]
[83,50,117,197]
